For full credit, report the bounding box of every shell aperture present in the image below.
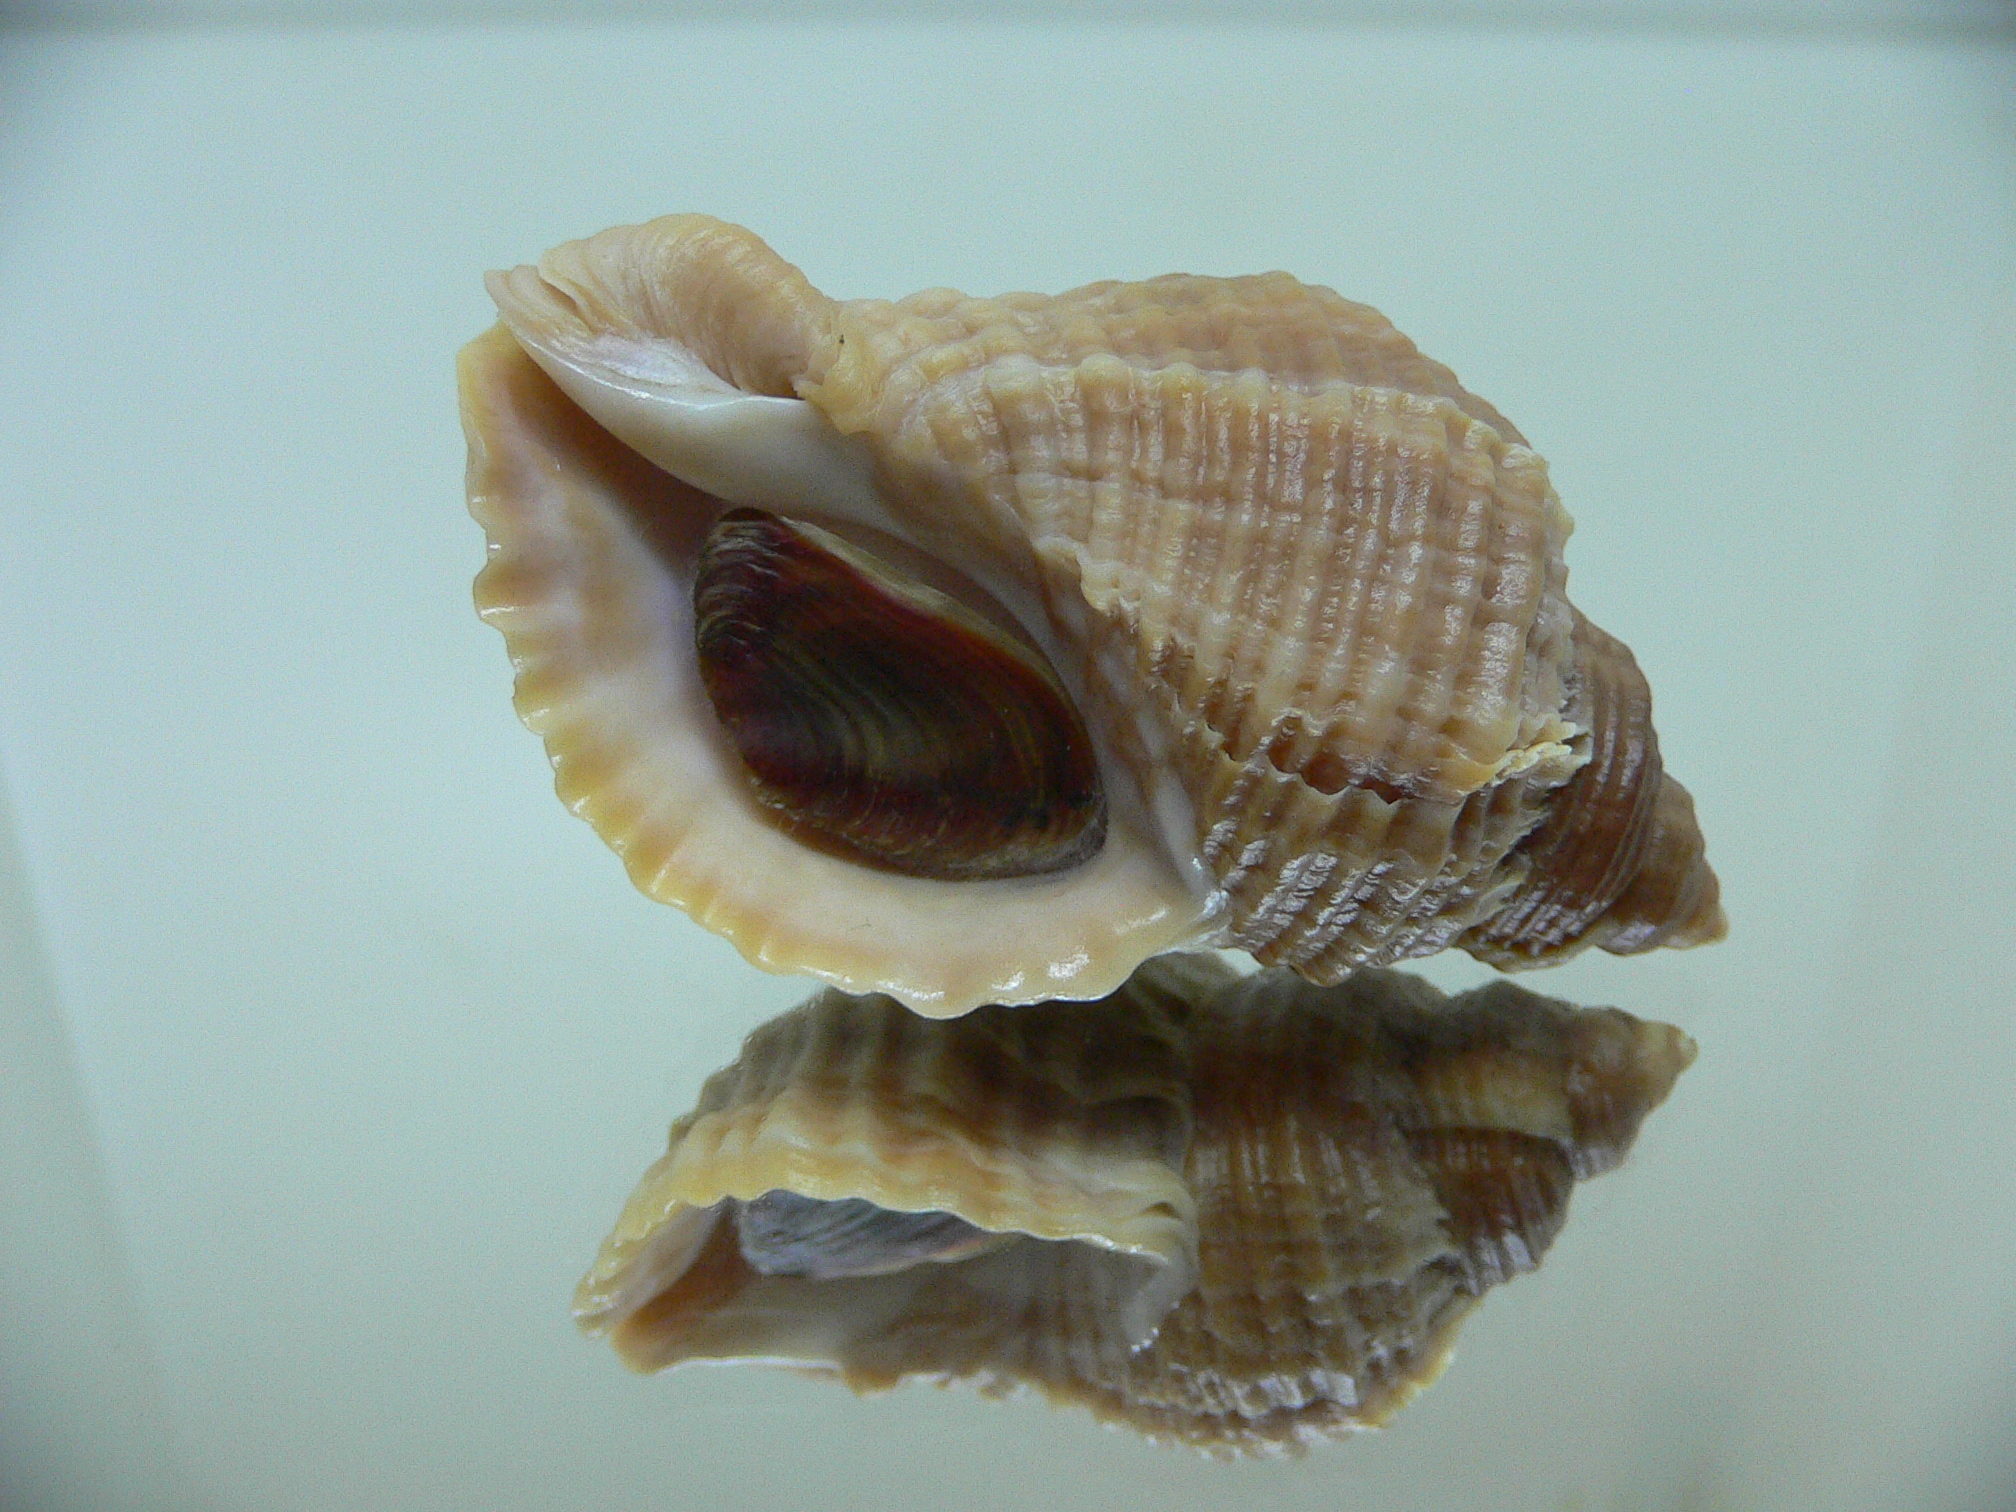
[465,214,1726,1012]
[733,1191,1012,1279]
[692,508,1106,880]
[575,955,1695,1455]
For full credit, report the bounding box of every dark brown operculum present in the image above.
[693,508,1106,881]
[1465,611,1724,965]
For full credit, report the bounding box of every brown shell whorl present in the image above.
[1462,612,1726,965]
[1372,975,1699,1179]
[1401,1129,1574,1289]
[1585,775,1725,955]
[1461,611,1663,962]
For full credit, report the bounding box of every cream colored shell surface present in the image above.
[576,955,1696,1455]
[464,215,1724,1014]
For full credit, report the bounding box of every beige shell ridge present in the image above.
[575,953,1696,1456]
[464,213,1725,1014]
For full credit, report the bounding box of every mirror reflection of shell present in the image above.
[575,954,1695,1456]
[460,215,1725,1015]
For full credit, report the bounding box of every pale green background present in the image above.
[2,6,2012,1510]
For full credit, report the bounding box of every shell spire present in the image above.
[464,215,1724,1013]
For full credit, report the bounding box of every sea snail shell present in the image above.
[574,953,1696,1456]
[460,215,1725,1014]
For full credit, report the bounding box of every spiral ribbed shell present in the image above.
[576,955,1695,1454]
[467,215,1724,1012]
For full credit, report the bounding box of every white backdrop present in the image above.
[2,12,2013,1512]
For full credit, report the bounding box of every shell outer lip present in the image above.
[484,284,893,531]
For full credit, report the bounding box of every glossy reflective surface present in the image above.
[1,12,2011,1512]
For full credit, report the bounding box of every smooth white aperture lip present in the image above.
[488,278,901,538]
